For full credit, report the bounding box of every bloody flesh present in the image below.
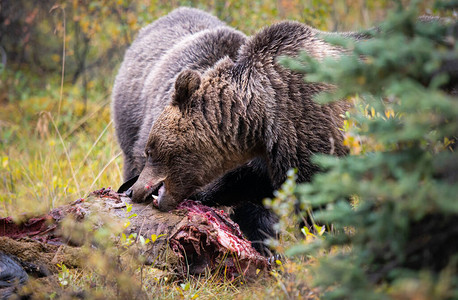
[0,188,269,280]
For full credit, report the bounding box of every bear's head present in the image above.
[130,64,257,211]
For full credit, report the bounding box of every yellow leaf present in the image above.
[384,108,394,119]
[314,224,326,236]
[2,156,8,168]
[80,20,89,33]
[357,76,366,85]
[151,234,158,243]
[51,54,61,63]
[151,233,166,243]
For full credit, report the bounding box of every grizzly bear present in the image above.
[112,7,350,254]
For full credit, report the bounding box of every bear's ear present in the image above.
[172,70,201,111]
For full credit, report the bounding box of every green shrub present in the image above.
[281,1,458,299]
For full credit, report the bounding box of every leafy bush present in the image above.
[281,1,457,299]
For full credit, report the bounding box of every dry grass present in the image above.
[0,87,122,217]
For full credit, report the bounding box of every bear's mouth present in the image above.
[152,183,166,207]
[146,180,163,199]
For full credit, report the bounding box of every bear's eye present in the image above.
[145,150,163,167]
[146,153,156,165]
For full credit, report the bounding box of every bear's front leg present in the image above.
[193,158,274,206]
[230,202,278,256]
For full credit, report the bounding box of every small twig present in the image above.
[63,97,110,139]
[0,46,6,67]
[87,152,122,193]
[48,112,82,197]
[51,245,64,265]
[50,5,66,122]
[135,217,147,243]
[329,136,335,155]
[75,119,113,176]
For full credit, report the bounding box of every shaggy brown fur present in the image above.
[113,8,353,253]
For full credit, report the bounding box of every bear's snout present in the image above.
[130,179,162,203]
[129,163,167,204]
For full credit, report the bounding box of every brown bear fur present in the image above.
[113,8,353,253]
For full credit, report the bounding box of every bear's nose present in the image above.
[125,187,133,198]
